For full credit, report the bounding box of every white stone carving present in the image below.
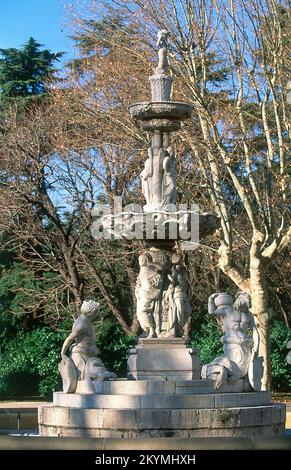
[135,248,191,338]
[162,146,176,207]
[201,292,263,391]
[156,29,170,72]
[167,255,191,337]
[140,147,154,207]
[59,300,116,394]
[141,145,176,212]
[149,29,173,102]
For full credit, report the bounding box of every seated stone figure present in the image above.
[59,300,116,394]
[201,292,263,391]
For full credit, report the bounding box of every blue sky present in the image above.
[0,0,75,65]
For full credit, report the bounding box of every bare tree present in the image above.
[0,104,141,334]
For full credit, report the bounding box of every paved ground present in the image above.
[1,434,291,450]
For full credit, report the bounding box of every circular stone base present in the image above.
[39,403,285,438]
[38,383,286,438]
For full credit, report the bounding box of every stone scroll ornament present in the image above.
[201,292,264,391]
[58,300,116,394]
[135,248,191,339]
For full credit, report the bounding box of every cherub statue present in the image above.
[58,300,116,394]
[201,292,263,391]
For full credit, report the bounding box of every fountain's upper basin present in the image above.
[129,101,193,121]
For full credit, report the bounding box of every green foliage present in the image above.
[0,316,134,399]
[191,317,223,364]
[0,326,68,398]
[0,262,37,348]
[70,14,128,61]
[95,317,135,376]
[270,320,291,392]
[0,37,62,113]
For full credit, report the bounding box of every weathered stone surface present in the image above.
[38,403,286,437]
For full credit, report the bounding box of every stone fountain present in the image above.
[38,31,285,438]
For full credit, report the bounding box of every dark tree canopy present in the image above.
[0,37,63,112]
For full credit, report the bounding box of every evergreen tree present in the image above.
[0,38,63,350]
[0,37,62,113]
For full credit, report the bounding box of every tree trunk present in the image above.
[130,316,140,336]
[249,261,271,390]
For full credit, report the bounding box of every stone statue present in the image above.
[201,292,263,391]
[141,145,176,212]
[140,147,154,206]
[59,300,116,394]
[162,146,176,207]
[167,253,191,337]
[149,30,173,101]
[156,29,170,72]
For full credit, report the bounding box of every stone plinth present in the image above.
[127,338,201,380]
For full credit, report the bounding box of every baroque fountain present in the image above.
[38,31,285,438]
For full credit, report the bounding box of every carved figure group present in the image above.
[135,248,191,338]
